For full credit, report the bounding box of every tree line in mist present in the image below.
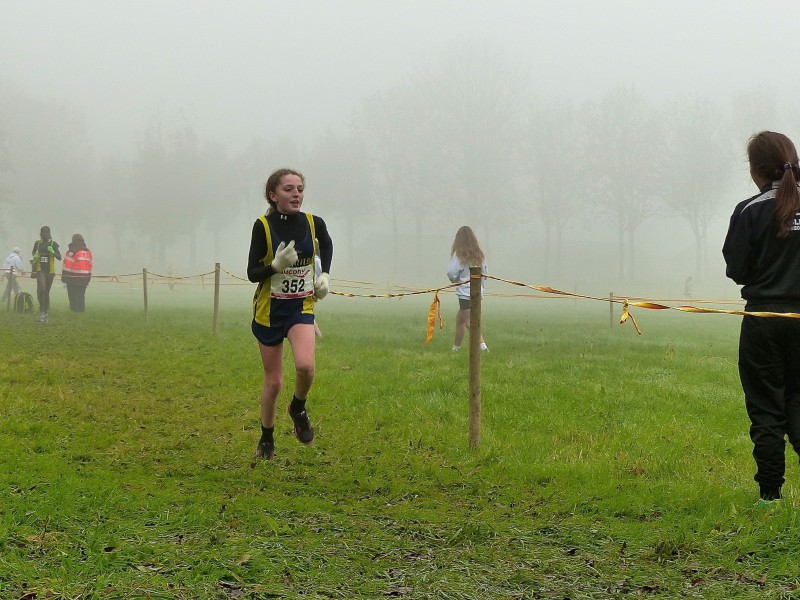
[0,46,780,287]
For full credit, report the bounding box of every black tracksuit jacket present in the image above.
[723,181,800,308]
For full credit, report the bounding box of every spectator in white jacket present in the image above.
[1,247,24,302]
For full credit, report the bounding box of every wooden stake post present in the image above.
[143,268,148,324]
[609,291,614,330]
[469,266,482,449]
[213,262,221,336]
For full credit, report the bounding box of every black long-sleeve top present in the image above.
[247,211,333,283]
[723,181,800,306]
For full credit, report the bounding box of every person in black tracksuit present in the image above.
[723,131,800,503]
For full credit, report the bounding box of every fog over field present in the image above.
[2,0,800,300]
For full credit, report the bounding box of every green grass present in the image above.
[1,286,799,598]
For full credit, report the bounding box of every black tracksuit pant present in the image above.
[739,305,800,499]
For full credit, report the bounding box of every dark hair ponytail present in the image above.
[747,131,800,238]
[774,164,800,238]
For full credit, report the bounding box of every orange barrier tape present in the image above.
[220,267,250,282]
[425,291,444,344]
[619,299,642,335]
[66,267,800,337]
[147,270,215,280]
[332,282,460,299]
[625,300,800,322]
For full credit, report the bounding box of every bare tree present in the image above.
[193,138,236,265]
[94,156,134,267]
[582,87,665,280]
[0,129,11,238]
[422,44,531,246]
[661,96,737,280]
[129,116,237,270]
[354,43,531,275]
[129,116,204,268]
[305,129,373,269]
[355,85,432,273]
[0,89,97,241]
[526,100,588,278]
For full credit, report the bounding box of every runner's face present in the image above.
[269,175,304,215]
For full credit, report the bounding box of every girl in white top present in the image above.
[446,226,488,352]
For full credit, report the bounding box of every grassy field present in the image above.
[2,284,799,599]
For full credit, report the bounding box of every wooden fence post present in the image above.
[213,262,220,336]
[469,266,482,449]
[143,268,148,324]
[609,291,614,330]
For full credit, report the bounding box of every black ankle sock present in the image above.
[760,485,781,501]
[289,395,306,416]
[260,425,274,444]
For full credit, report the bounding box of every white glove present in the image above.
[271,240,297,273]
[314,272,330,300]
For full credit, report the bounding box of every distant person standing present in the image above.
[61,233,93,312]
[447,225,488,352]
[31,226,61,323]
[683,276,694,299]
[247,168,333,462]
[723,130,800,506]
[1,246,24,304]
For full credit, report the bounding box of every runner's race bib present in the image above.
[39,242,50,264]
[270,265,314,299]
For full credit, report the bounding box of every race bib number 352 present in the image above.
[270,266,314,299]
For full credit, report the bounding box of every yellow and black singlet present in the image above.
[31,239,61,274]
[249,211,333,327]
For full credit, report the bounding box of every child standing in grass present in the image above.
[247,168,333,462]
[723,131,800,505]
[447,226,488,353]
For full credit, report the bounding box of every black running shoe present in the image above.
[289,408,314,445]
[254,439,275,460]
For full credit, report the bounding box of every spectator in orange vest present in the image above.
[61,233,93,312]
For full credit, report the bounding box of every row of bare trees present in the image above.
[327,51,766,281]
[0,46,778,282]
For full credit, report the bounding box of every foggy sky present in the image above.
[6,0,800,157]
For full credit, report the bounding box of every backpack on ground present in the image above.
[14,292,33,314]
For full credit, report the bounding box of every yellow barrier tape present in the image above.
[425,291,444,344]
[220,267,250,282]
[147,270,215,280]
[628,301,800,319]
[77,267,800,337]
[332,282,460,299]
[483,274,800,335]
[487,275,610,301]
[619,299,642,335]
